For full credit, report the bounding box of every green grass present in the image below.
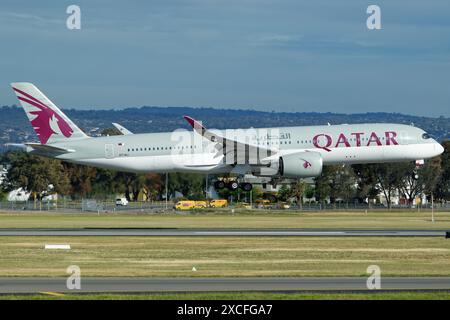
[2,291,450,300]
[0,210,449,229]
[1,236,450,277]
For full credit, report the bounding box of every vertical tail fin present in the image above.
[10,82,89,144]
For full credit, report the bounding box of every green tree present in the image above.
[141,173,163,201]
[372,162,409,210]
[435,140,450,201]
[352,164,379,204]
[290,179,306,209]
[100,127,121,136]
[2,152,70,201]
[397,158,442,206]
[114,172,146,201]
[332,166,357,206]
[421,156,443,200]
[91,168,123,198]
[277,180,313,207]
[62,162,97,199]
[314,166,340,205]
[277,185,291,202]
[304,185,315,201]
[163,173,205,200]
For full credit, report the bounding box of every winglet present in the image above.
[112,123,133,135]
[183,116,205,131]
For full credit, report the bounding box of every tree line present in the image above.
[0,151,209,202]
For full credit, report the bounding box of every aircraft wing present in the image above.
[112,123,133,135]
[183,116,277,164]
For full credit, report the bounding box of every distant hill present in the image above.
[0,105,448,152]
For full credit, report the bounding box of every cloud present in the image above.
[251,32,450,59]
[253,34,384,54]
[0,11,63,26]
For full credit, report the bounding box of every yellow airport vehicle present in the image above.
[194,201,208,209]
[174,200,196,210]
[175,200,208,210]
[209,199,228,208]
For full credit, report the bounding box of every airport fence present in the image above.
[0,200,449,213]
[287,202,450,211]
[0,200,170,213]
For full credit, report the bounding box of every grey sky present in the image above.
[0,0,449,116]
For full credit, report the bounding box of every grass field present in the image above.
[2,291,450,300]
[1,210,449,301]
[1,236,449,277]
[0,210,449,229]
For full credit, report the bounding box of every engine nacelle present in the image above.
[252,151,323,178]
[279,151,323,178]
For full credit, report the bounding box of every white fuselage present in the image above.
[11,82,444,177]
[39,122,443,175]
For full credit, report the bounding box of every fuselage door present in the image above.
[105,144,115,159]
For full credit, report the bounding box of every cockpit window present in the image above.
[422,133,431,139]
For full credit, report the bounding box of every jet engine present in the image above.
[253,151,323,178]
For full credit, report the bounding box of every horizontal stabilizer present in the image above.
[4,143,27,151]
[25,143,75,154]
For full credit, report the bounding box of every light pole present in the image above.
[205,174,209,199]
[431,193,435,223]
[165,172,168,210]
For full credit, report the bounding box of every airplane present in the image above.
[6,82,445,191]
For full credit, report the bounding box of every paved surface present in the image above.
[0,228,447,237]
[1,277,450,293]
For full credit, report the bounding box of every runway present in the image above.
[0,228,447,237]
[1,277,450,293]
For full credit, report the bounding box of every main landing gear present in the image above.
[214,179,252,191]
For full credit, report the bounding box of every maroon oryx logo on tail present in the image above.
[13,87,73,144]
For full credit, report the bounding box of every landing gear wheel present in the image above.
[214,180,226,190]
[240,183,253,192]
[227,181,239,191]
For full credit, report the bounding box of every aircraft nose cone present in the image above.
[435,143,444,155]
